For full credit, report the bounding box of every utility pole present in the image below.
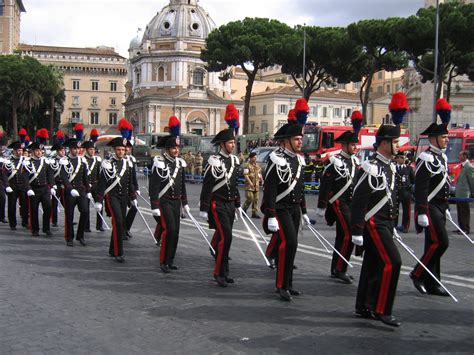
[432,0,440,122]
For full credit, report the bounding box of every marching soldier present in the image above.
[50,134,66,228]
[96,137,138,263]
[83,140,104,232]
[262,120,309,302]
[124,143,139,239]
[199,127,241,287]
[194,151,204,179]
[242,152,262,218]
[60,139,91,247]
[149,116,189,273]
[410,98,452,297]
[317,112,361,284]
[351,93,408,327]
[24,138,55,237]
[4,141,31,230]
[0,152,9,223]
[395,153,414,233]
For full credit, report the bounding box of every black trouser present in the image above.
[105,193,128,257]
[209,200,235,277]
[330,200,354,274]
[397,189,412,230]
[412,203,449,290]
[29,185,52,233]
[64,189,89,243]
[0,185,6,220]
[156,199,181,266]
[51,186,64,225]
[456,200,470,233]
[85,186,103,231]
[125,204,137,232]
[7,187,28,228]
[356,217,401,316]
[273,205,301,290]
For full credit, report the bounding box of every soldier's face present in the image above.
[33,149,42,158]
[57,148,66,157]
[250,156,257,163]
[389,138,400,156]
[115,146,126,158]
[87,148,96,156]
[14,149,23,157]
[167,146,179,157]
[288,136,303,153]
[343,143,357,155]
[223,140,235,154]
[70,147,79,156]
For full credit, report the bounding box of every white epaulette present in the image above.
[269,151,287,167]
[96,156,102,163]
[361,160,379,176]
[418,151,434,163]
[22,159,31,168]
[353,156,360,166]
[208,155,222,167]
[153,156,165,169]
[232,155,240,165]
[59,157,69,166]
[329,155,343,168]
[101,159,112,170]
[178,157,187,168]
[297,154,305,166]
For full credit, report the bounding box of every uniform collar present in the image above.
[340,150,352,159]
[68,154,78,160]
[164,152,176,163]
[219,149,230,158]
[429,144,442,155]
[283,148,296,158]
[375,152,391,164]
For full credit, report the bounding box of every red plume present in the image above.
[36,128,49,139]
[287,109,296,122]
[224,104,239,120]
[295,98,309,112]
[74,123,84,131]
[351,111,363,120]
[19,128,27,136]
[118,118,130,130]
[389,92,409,111]
[435,98,451,111]
[56,130,64,139]
[90,128,99,137]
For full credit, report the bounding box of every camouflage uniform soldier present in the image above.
[243,152,262,218]
[194,151,204,179]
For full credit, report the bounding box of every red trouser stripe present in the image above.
[211,200,226,277]
[265,233,278,257]
[414,210,439,278]
[276,217,286,289]
[368,218,392,315]
[159,207,168,264]
[106,195,119,257]
[333,200,350,271]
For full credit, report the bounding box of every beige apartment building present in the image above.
[0,0,25,54]
[18,44,127,137]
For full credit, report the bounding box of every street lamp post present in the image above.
[432,0,440,123]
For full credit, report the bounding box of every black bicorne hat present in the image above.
[82,141,96,149]
[211,128,235,146]
[64,139,82,149]
[106,137,128,148]
[420,123,449,136]
[335,130,359,144]
[8,141,25,150]
[27,142,44,151]
[156,135,180,149]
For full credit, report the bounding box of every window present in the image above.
[346,109,352,118]
[333,108,341,118]
[158,67,165,81]
[72,96,79,106]
[110,82,117,92]
[377,86,383,93]
[277,120,286,128]
[91,81,99,91]
[261,121,268,134]
[90,112,99,125]
[193,70,204,86]
[250,106,256,116]
[250,122,255,133]
[0,0,3,16]
[395,84,400,92]
[108,112,118,125]
[263,105,267,115]
[310,106,317,117]
[91,97,98,106]
[353,81,362,90]
[278,104,288,115]
[322,107,328,117]
[136,70,141,84]
[71,111,81,121]
[110,98,116,106]
[72,80,80,90]
[386,85,391,93]
[377,71,383,79]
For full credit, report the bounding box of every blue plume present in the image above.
[120,128,129,140]
[58,137,65,145]
[90,136,98,143]
[390,109,407,125]
[75,130,83,141]
[438,110,451,124]
[296,111,308,125]
[170,125,180,137]
[352,119,363,136]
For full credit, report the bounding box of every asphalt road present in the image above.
[0,183,473,354]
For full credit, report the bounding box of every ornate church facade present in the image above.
[124,0,238,136]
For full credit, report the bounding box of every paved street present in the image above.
[0,183,473,354]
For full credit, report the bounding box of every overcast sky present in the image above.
[21,0,425,57]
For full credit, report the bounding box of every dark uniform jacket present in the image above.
[396,163,415,194]
[4,156,29,190]
[351,153,398,236]
[85,154,102,189]
[262,148,307,219]
[126,155,139,193]
[149,153,188,210]
[24,156,55,189]
[96,156,137,202]
[200,151,241,212]
[49,156,63,188]
[415,145,450,216]
[59,155,91,194]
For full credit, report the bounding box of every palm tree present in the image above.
[46,66,64,136]
[19,87,43,129]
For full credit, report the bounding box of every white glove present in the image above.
[51,188,56,196]
[268,217,279,232]
[183,205,191,214]
[352,235,363,246]
[94,203,103,211]
[445,209,452,221]
[152,209,161,217]
[131,199,138,207]
[136,190,141,196]
[199,211,208,220]
[316,208,325,217]
[234,210,240,222]
[27,189,35,197]
[5,186,13,194]
[70,189,80,197]
[302,214,311,225]
[86,192,93,200]
[418,214,429,227]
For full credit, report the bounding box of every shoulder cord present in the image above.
[153,164,170,179]
[102,162,116,181]
[211,164,226,180]
[276,163,292,184]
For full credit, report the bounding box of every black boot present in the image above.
[375,314,401,327]
[278,289,292,302]
[409,272,427,294]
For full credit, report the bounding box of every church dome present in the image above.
[143,0,216,42]
[129,35,142,50]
